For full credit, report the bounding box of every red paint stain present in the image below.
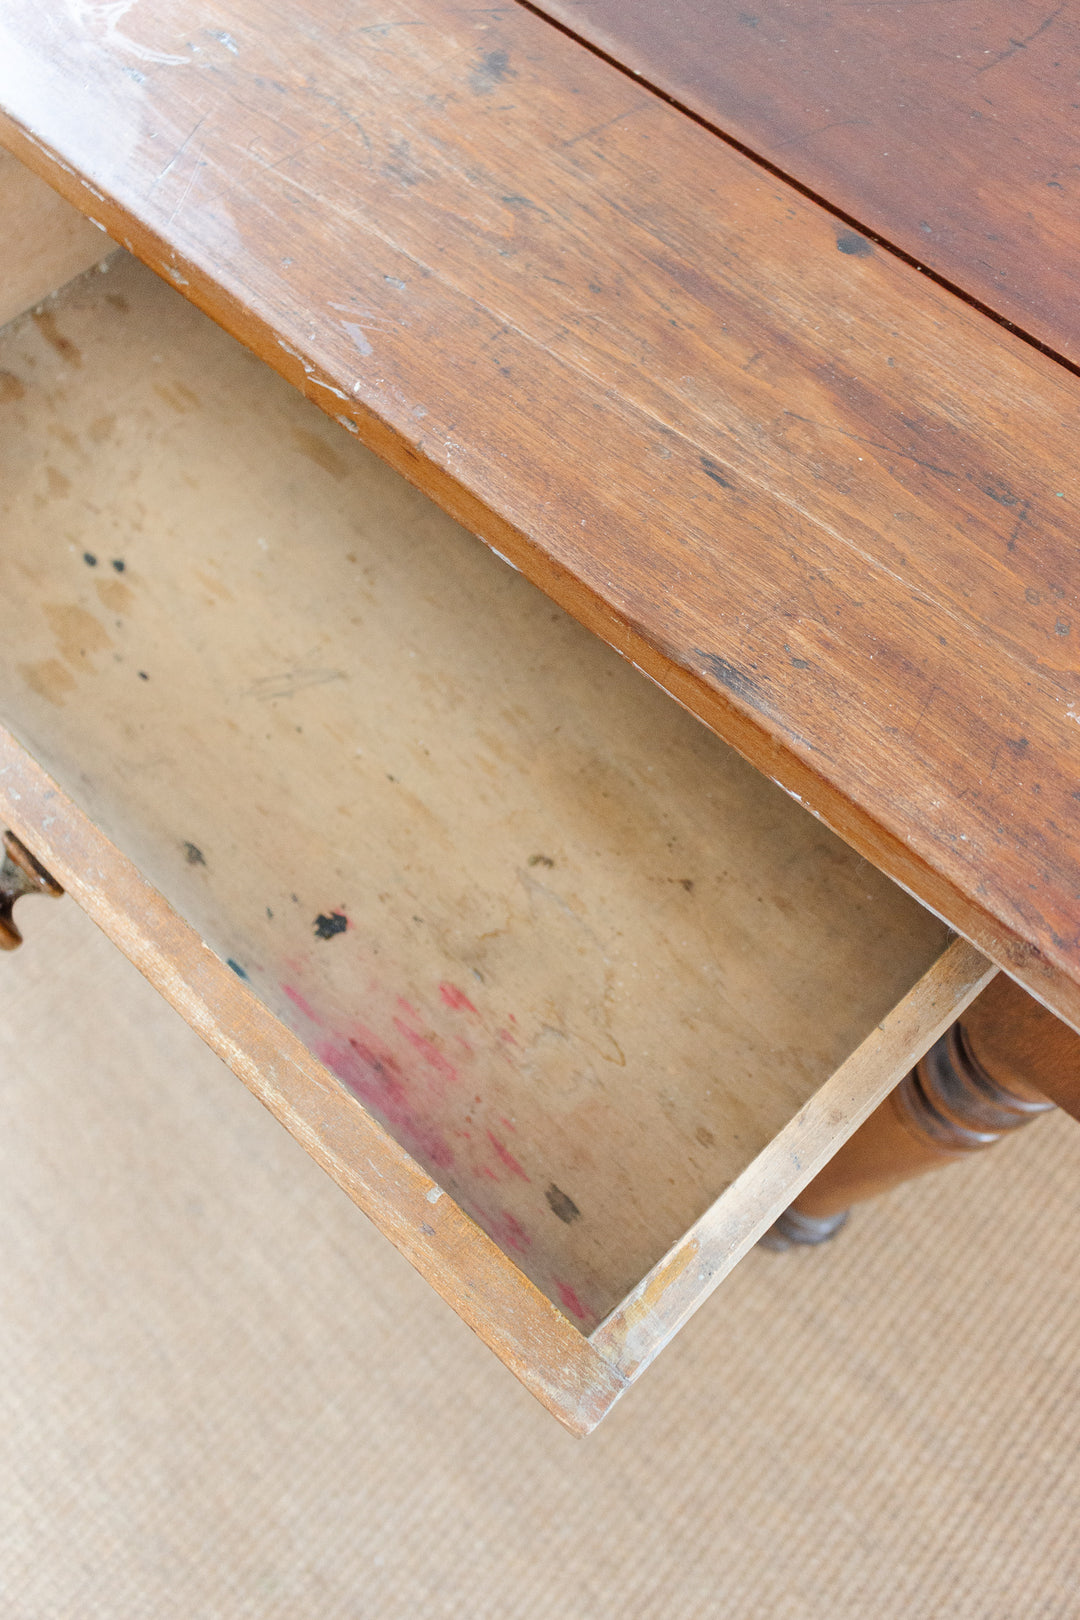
[555,1281,589,1321]
[393,1017,459,1086]
[497,1027,518,1046]
[282,983,322,1024]
[487,1131,529,1181]
[315,1032,455,1171]
[439,982,479,1014]
[499,1115,517,1133]
[489,1209,532,1255]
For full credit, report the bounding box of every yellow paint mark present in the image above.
[32,310,82,367]
[46,466,71,498]
[194,569,234,602]
[0,370,25,403]
[20,659,76,706]
[47,423,80,453]
[153,380,201,413]
[96,577,134,614]
[44,603,112,667]
[615,1237,700,1331]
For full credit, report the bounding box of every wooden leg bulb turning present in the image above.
[763,973,1080,1249]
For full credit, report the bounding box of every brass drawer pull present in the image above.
[0,831,63,950]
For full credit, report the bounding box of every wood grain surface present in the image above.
[532,0,1080,365]
[964,971,1080,1120]
[0,254,957,1331]
[1,0,1079,1032]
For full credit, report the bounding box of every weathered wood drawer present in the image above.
[0,157,992,1432]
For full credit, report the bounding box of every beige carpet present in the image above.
[2,898,1078,1619]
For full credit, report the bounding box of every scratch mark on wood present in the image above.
[243,664,344,700]
[782,412,955,480]
[562,101,652,148]
[151,114,207,188]
[977,4,1065,72]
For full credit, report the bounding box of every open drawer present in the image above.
[0,181,993,1432]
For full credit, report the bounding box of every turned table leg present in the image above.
[763,973,1080,1249]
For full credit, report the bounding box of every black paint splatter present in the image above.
[545,1184,581,1224]
[183,842,206,866]
[226,958,249,979]
[314,911,348,940]
[528,853,555,868]
[112,558,125,573]
[83,552,97,567]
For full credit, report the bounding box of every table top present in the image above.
[1,0,1079,1027]
[534,0,1080,366]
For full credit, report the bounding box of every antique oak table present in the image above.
[0,1,1076,1431]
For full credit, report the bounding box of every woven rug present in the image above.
[2,899,1078,1618]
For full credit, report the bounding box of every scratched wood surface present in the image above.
[1,1,1076,1033]
[534,0,1080,364]
[0,255,958,1331]
[0,148,111,329]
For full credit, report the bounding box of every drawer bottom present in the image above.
[0,251,992,1428]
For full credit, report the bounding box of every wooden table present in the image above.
[0,0,1075,1431]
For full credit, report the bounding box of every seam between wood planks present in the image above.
[509,0,1080,385]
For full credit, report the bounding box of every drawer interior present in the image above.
[0,253,954,1330]
[0,148,110,330]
